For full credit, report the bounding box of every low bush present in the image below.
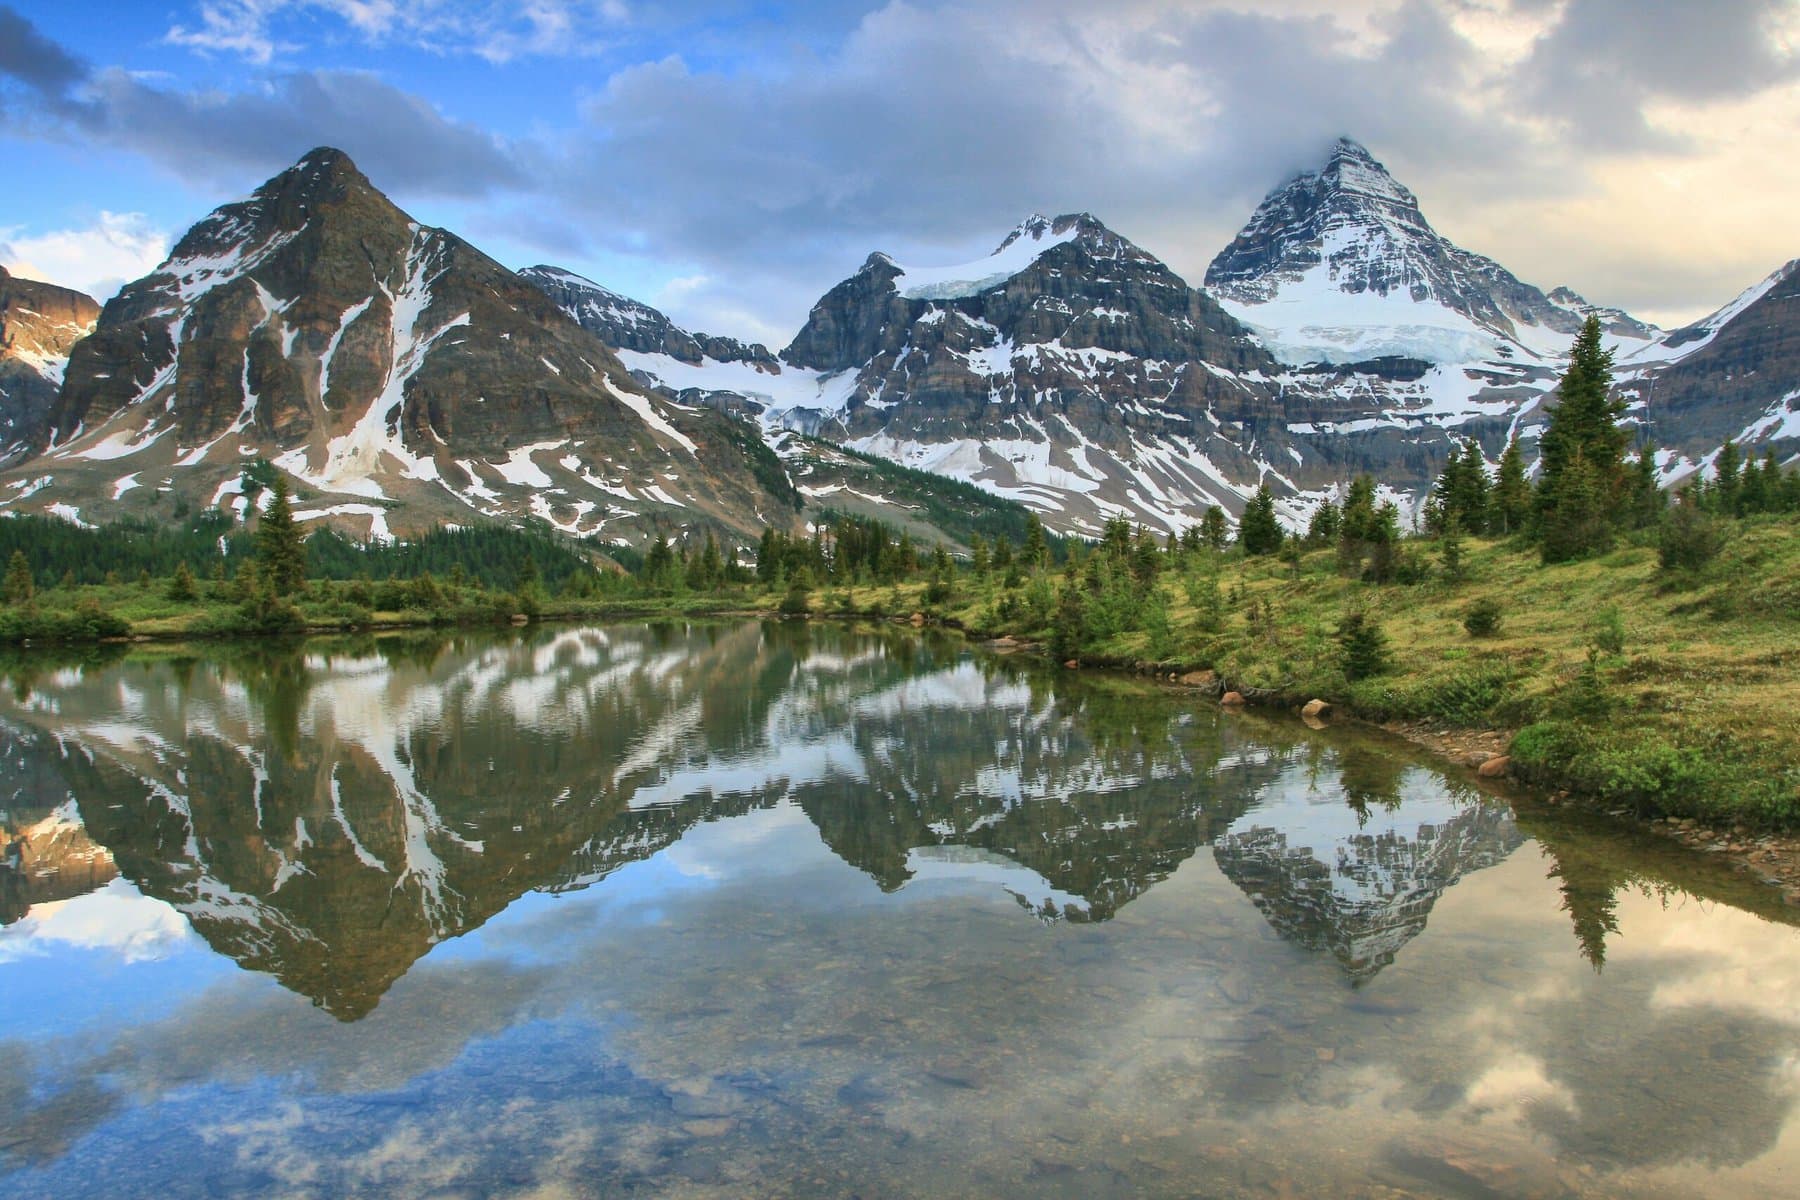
[1463,597,1504,638]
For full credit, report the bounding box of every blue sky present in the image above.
[2,1,1797,342]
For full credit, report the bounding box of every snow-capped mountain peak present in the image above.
[1206,137,1658,365]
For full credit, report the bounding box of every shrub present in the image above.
[1336,609,1391,681]
[1589,605,1626,656]
[1659,502,1726,572]
[778,581,811,615]
[1349,662,1514,725]
[1463,597,1504,638]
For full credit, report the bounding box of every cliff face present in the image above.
[0,266,99,464]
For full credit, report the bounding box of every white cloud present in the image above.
[164,0,631,65]
[0,211,169,302]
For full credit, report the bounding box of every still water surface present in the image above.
[1,621,1797,1198]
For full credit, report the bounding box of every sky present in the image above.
[1,0,1796,345]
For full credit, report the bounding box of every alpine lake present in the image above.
[2,620,1797,1199]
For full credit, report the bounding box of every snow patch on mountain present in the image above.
[892,215,1079,301]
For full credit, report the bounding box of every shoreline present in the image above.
[8,600,1800,902]
[963,622,1800,909]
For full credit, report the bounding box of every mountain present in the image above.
[0,266,99,465]
[523,211,1574,534]
[1616,259,1800,471]
[528,213,1337,536]
[1207,138,1662,365]
[0,149,794,545]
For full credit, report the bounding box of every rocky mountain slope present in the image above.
[0,150,794,546]
[0,266,99,466]
[1616,259,1800,472]
[516,265,777,368]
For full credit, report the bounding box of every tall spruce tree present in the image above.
[255,476,308,594]
[1238,486,1284,556]
[1491,435,1531,535]
[3,550,33,604]
[1199,505,1229,551]
[1626,444,1666,529]
[1536,315,1627,553]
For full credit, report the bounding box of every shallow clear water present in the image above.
[1,621,1796,1199]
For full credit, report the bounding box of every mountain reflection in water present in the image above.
[0,622,1529,1013]
[2,622,1798,1200]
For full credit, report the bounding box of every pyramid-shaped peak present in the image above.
[1313,139,1416,208]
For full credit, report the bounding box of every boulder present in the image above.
[909,611,926,627]
[1063,658,1080,670]
[1300,699,1331,720]
[1477,755,1511,779]
[1220,691,1246,707]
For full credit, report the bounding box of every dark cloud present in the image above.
[75,67,524,198]
[0,6,86,100]
[0,6,521,200]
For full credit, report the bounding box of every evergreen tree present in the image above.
[1536,315,1626,545]
[1131,527,1163,584]
[968,533,990,577]
[1439,519,1467,583]
[1428,441,1489,534]
[757,528,783,583]
[3,550,33,605]
[1199,505,1229,551]
[1626,444,1666,529]
[1337,475,1381,574]
[1491,435,1531,535]
[1049,581,1087,662]
[166,562,198,602]
[1306,500,1340,546]
[255,476,308,594]
[1022,515,1049,568]
[1712,439,1742,516]
[695,534,724,590]
[1336,608,1392,681]
[1238,486,1284,556]
[1540,450,1613,563]
[644,535,675,584]
[1740,449,1772,515]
